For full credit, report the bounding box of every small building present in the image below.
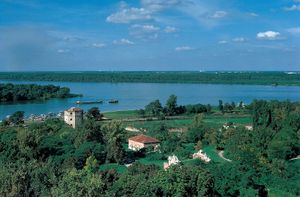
[128,134,160,151]
[64,107,83,128]
[192,149,211,163]
[125,126,141,132]
[163,155,180,170]
[245,125,253,131]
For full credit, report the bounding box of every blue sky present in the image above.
[0,0,299,71]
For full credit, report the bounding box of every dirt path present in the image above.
[289,155,300,161]
[218,150,232,162]
[217,151,299,162]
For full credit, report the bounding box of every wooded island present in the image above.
[0,83,80,103]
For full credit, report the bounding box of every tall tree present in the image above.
[165,94,178,116]
[145,100,163,117]
[8,111,25,125]
[219,100,224,113]
[86,107,103,121]
[102,121,125,163]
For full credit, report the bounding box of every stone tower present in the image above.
[64,107,83,128]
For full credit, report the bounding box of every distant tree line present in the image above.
[0,83,80,102]
[0,71,299,85]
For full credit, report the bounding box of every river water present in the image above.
[1,80,300,119]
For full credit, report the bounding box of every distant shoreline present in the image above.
[0,71,300,86]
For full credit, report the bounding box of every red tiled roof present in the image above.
[128,134,159,144]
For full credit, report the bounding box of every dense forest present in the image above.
[0,83,80,103]
[0,71,300,85]
[0,99,299,196]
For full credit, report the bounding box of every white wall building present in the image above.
[64,107,83,128]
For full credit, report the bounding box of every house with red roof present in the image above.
[128,134,160,151]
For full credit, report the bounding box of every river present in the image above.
[1,80,300,119]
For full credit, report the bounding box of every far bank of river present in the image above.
[1,80,300,119]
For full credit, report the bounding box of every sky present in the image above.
[0,0,299,71]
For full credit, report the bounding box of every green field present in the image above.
[124,118,193,131]
[103,110,140,120]
[204,114,252,128]
[111,112,253,131]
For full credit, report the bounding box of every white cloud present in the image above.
[92,43,106,48]
[57,49,70,53]
[283,4,300,11]
[131,24,160,32]
[130,24,160,40]
[106,8,152,23]
[210,11,227,18]
[218,40,228,44]
[232,37,245,42]
[175,46,194,51]
[257,31,281,40]
[248,12,258,17]
[107,0,228,28]
[107,0,187,24]
[164,26,177,33]
[113,38,135,45]
[144,0,225,26]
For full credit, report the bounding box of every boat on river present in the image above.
[76,100,103,104]
[108,99,119,104]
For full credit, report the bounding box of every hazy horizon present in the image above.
[1,70,300,73]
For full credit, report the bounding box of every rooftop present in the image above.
[128,134,159,144]
[66,107,83,112]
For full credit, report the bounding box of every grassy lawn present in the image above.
[204,114,252,128]
[125,118,192,131]
[183,159,204,166]
[122,114,251,132]
[103,110,140,120]
[99,163,127,173]
[202,145,227,163]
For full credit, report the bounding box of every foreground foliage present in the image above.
[0,100,299,196]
